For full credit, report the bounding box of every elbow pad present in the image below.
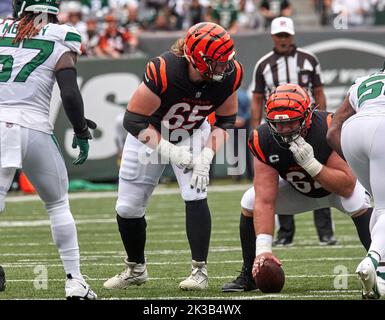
[123,111,150,137]
[214,114,237,130]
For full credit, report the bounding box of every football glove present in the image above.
[156,139,193,169]
[190,147,215,193]
[252,253,282,278]
[289,136,323,177]
[72,118,97,165]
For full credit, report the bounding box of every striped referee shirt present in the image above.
[251,45,323,100]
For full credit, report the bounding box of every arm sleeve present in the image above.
[55,68,87,134]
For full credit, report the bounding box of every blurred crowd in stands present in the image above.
[1,0,384,57]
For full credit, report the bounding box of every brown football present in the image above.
[254,259,285,293]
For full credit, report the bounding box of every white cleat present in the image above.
[103,260,148,289]
[65,275,97,300]
[356,257,379,299]
[179,260,208,291]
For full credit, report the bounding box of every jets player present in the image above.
[328,68,385,299]
[222,84,373,294]
[104,22,243,291]
[0,0,96,299]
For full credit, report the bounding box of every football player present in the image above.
[104,22,243,291]
[222,84,373,294]
[328,68,385,299]
[0,0,97,299]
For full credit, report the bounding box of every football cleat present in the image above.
[356,255,380,299]
[65,274,97,300]
[319,235,338,246]
[273,237,293,247]
[103,259,148,289]
[179,260,208,291]
[222,265,257,292]
[0,266,6,292]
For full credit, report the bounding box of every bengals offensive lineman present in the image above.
[104,22,243,291]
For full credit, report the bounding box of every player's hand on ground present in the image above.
[252,252,282,278]
[190,147,215,192]
[72,118,97,165]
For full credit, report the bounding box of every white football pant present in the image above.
[342,115,385,259]
[116,121,211,219]
[0,124,82,278]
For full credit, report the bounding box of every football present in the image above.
[254,259,285,293]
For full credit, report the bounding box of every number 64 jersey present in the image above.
[0,19,82,134]
[248,111,333,198]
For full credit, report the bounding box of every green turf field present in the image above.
[0,185,369,300]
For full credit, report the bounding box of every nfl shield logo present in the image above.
[195,91,202,98]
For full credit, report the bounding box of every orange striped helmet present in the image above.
[184,22,235,82]
[265,84,313,143]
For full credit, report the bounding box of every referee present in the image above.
[251,17,337,247]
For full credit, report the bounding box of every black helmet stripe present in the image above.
[274,88,307,100]
[204,30,226,54]
[189,25,217,56]
[185,22,210,43]
[213,39,234,59]
[266,97,307,109]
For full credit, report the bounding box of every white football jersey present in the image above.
[348,71,385,116]
[0,19,81,134]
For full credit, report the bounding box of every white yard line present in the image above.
[4,274,359,282]
[1,257,362,268]
[0,245,363,257]
[5,184,250,203]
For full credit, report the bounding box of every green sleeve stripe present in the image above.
[64,32,81,43]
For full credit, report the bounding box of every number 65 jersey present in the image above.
[248,111,333,198]
[0,19,82,134]
[143,51,243,139]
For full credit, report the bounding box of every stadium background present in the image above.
[0,0,384,301]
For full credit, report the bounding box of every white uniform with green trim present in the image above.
[0,19,82,215]
[0,19,92,292]
[342,72,385,264]
[347,71,385,117]
[0,19,81,134]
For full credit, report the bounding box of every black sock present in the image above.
[239,214,255,276]
[352,208,372,252]
[185,199,211,262]
[116,214,146,264]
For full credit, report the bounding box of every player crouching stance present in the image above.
[222,84,373,295]
[103,22,243,291]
